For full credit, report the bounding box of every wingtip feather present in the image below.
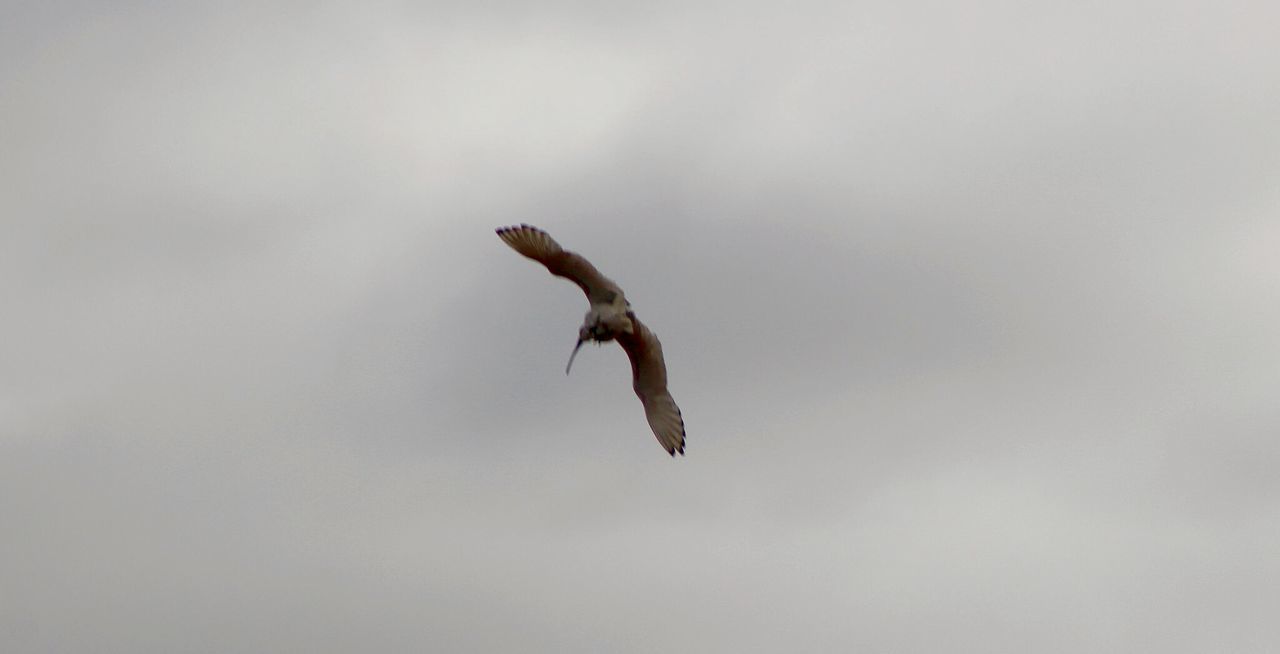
[495,224,564,261]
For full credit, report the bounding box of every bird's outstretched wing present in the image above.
[616,314,686,456]
[496,224,625,306]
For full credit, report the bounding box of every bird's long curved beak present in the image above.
[565,337,586,375]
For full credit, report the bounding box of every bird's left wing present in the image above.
[616,314,686,456]
[496,224,626,306]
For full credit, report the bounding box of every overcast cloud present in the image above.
[3,1,1279,651]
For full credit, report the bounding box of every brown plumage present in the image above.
[495,224,623,306]
[496,224,686,456]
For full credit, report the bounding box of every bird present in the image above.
[496,224,686,456]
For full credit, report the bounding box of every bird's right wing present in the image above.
[496,224,626,306]
[640,390,686,457]
[616,314,686,456]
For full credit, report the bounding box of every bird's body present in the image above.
[496,224,686,456]
[580,302,632,341]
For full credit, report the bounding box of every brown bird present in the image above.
[496,224,686,456]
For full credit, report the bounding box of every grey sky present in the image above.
[3,1,1279,651]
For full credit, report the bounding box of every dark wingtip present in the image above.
[496,224,545,238]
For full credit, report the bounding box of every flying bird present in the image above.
[496,224,686,456]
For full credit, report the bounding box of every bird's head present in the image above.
[566,323,604,375]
